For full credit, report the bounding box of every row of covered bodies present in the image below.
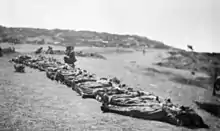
[11,54,208,128]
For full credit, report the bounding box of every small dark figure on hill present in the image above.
[0,47,3,57]
[187,45,194,51]
[213,67,220,96]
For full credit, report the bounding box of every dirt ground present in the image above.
[0,43,220,131]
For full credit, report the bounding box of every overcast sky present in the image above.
[1,0,219,52]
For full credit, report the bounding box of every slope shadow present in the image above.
[142,67,176,77]
[170,76,211,89]
[142,67,211,89]
[195,101,220,118]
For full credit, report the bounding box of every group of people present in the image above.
[35,46,54,54]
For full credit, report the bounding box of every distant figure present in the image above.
[213,76,220,96]
[187,45,194,51]
[11,47,15,52]
[191,71,195,75]
[142,48,146,55]
[35,47,43,54]
[0,47,2,57]
[45,46,54,54]
[213,67,220,96]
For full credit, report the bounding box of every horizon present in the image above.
[1,0,219,53]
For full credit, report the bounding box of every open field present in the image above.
[1,43,220,131]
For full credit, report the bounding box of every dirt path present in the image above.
[0,44,220,130]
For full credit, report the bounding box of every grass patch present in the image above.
[0,80,88,131]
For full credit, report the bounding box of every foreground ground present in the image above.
[0,44,220,131]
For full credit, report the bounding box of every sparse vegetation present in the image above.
[0,25,171,49]
[156,50,220,83]
[1,25,220,131]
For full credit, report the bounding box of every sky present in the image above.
[0,0,219,52]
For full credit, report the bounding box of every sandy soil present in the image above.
[0,43,220,131]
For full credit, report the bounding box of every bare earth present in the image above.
[0,44,220,131]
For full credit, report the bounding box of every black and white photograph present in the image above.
[0,0,219,130]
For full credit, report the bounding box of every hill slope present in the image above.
[1,25,220,77]
[156,50,220,80]
[0,25,170,49]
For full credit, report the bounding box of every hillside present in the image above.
[156,50,220,80]
[0,25,170,49]
[1,25,220,130]
[1,25,220,77]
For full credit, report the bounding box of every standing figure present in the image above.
[213,76,220,96]
[142,45,146,55]
[143,48,146,55]
[64,46,77,68]
[213,67,220,96]
[0,47,3,57]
